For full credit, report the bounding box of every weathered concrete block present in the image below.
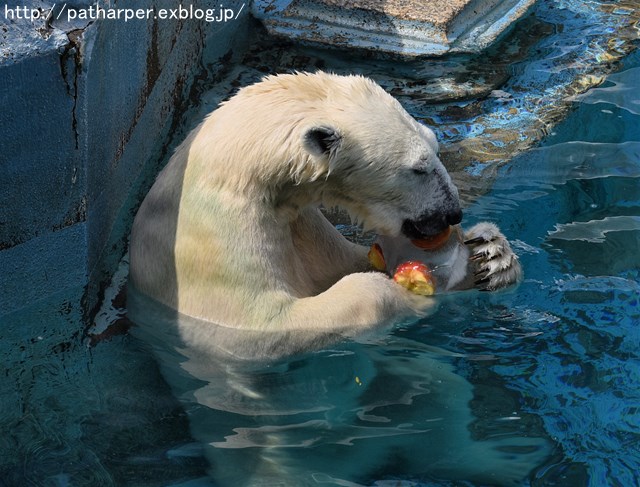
[0,21,82,250]
[0,9,87,314]
[0,0,250,317]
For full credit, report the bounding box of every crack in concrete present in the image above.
[59,27,88,150]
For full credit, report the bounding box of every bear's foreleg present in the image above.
[290,207,373,290]
[286,271,435,334]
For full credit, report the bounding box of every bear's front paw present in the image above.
[464,222,522,291]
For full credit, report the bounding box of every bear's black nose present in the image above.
[401,206,463,239]
[446,207,463,226]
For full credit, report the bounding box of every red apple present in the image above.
[393,261,436,296]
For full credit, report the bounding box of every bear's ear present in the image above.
[303,126,342,159]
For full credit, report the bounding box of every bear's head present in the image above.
[298,73,462,239]
[205,72,462,239]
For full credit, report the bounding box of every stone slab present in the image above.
[252,0,537,57]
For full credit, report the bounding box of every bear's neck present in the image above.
[271,181,326,221]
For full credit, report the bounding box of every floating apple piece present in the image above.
[393,261,436,296]
[367,242,387,271]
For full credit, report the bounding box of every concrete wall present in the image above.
[0,0,250,318]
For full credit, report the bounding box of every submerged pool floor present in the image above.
[1,2,639,486]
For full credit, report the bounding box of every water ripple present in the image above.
[496,141,640,190]
[572,67,640,116]
[548,215,640,242]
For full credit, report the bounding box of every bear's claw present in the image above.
[464,236,488,246]
[464,222,522,291]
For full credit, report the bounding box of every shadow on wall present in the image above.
[0,0,252,321]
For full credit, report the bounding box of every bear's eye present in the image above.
[412,167,429,176]
[412,156,433,176]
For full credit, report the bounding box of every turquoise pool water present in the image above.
[1,11,639,487]
[457,50,640,485]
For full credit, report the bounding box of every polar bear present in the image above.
[128,72,547,486]
[129,71,520,357]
